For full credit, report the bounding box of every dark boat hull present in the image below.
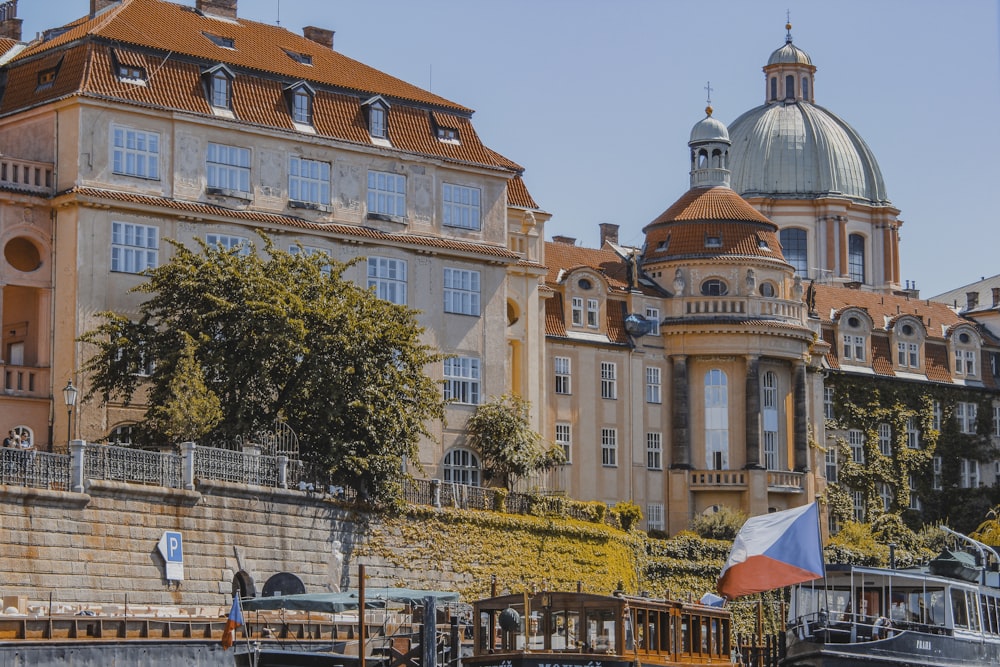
[465,652,725,667]
[782,630,1000,667]
[233,646,387,667]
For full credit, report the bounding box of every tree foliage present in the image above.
[690,505,748,541]
[465,394,564,490]
[80,235,445,506]
[145,331,222,443]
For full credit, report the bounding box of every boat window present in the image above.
[659,611,674,653]
[951,588,980,631]
[527,611,544,649]
[710,617,721,655]
[550,609,581,651]
[858,589,882,622]
[645,609,657,653]
[586,608,616,653]
[680,613,691,654]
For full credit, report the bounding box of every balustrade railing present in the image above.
[0,156,54,193]
[193,445,279,487]
[689,469,747,487]
[667,296,804,322]
[0,448,70,490]
[766,470,804,491]
[2,364,49,398]
[84,444,182,488]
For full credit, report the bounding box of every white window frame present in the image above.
[555,423,571,463]
[842,334,866,362]
[645,307,660,336]
[646,432,662,470]
[907,418,920,449]
[586,299,599,328]
[207,142,250,194]
[369,103,387,138]
[955,349,977,377]
[211,70,231,109]
[646,503,664,532]
[601,428,618,467]
[367,170,406,218]
[908,476,922,511]
[206,233,251,255]
[443,448,480,486]
[849,428,865,464]
[957,401,978,434]
[443,356,480,405]
[554,357,571,395]
[112,125,160,180]
[960,458,980,489]
[824,386,835,420]
[571,297,584,327]
[852,491,865,522]
[291,88,313,125]
[878,423,892,457]
[933,400,942,430]
[289,156,330,206]
[897,341,919,368]
[443,268,481,316]
[367,256,407,305]
[879,483,892,512]
[111,222,159,274]
[600,362,617,400]
[932,456,942,490]
[763,431,778,470]
[705,369,729,470]
[645,367,662,404]
[442,183,481,231]
[825,446,838,483]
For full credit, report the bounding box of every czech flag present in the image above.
[717,502,825,599]
[221,596,244,650]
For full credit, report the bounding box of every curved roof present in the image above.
[728,102,889,204]
[690,113,729,143]
[768,41,812,66]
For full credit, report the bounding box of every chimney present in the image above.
[993,287,1000,308]
[552,235,576,245]
[196,0,237,20]
[599,223,619,247]
[966,291,979,311]
[303,26,335,49]
[90,0,118,18]
[0,0,21,40]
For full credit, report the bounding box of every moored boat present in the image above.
[782,533,1000,667]
[464,590,735,667]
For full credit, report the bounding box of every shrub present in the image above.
[612,501,643,532]
[690,506,748,541]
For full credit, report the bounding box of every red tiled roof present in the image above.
[63,186,521,260]
[545,295,567,337]
[646,187,773,227]
[544,242,630,290]
[643,220,787,264]
[507,175,539,210]
[607,300,629,345]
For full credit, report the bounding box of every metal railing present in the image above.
[0,448,70,490]
[84,444,182,488]
[193,445,280,487]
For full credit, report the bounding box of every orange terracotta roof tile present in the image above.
[870,336,895,376]
[544,242,630,290]
[646,186,772,227]
[813,284,967,337]
[507,175,539,210]
[607,300,629,345]
[64,186,521,260]
[643,220,786,264]
[924,342,953,383]
[545,295,567,337]
[15,0,470,112]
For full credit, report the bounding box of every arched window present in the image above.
[801,77,809,101]
[785,75,794,99]
[108,424,136,446]
[443,448,480,486]
[711,149,723,168]
[700,279,728,296]
[848,234,865,283]
[697,149,708,168]
[704,369,729,470]
[12,425,33,449]
[762,372,778,470]
[779,228,807,277]
[770,77,777,101]
[759,282,776,297]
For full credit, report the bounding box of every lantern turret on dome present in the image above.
[689,104,731,189]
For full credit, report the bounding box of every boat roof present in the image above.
[822,564,993,590]
[243,588,460,613]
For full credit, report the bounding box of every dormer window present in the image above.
[117,65,147,83]
[37,68,57,90]
[705,234,722,248]
[203,32,235,49]
[953,329,980,378]
[285,82,315,126]
[202,64,235,112]
[437,127,459,142]
[892,317,924,371]
[839,312,871,364]
[283,49,313,66]
[363,96,390,140]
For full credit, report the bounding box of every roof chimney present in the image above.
[599,223,619,247]
[303,26,334,49]
[552,235,576,245]
[0,0,22,40]
[89,0,118,18]
[966,291,979,311]
[993,287,1000,308]
[196,0,237,20]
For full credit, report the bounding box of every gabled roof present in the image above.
[544,242,631,291]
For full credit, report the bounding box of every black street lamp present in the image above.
[63,379,78,444]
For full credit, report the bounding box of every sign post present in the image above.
[157,531,184,581]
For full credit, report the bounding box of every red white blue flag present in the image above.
[717,502,825,599]
[221,596,244,650]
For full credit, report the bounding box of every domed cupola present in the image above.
[763,23,816,104]
[689,103,731,189]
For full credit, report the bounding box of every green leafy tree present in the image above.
[80,235,445,506]
[465,394,564,490]
[145,331,222,443]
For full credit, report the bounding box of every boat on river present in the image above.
[463,589,735,667]
[782,531,1000,667]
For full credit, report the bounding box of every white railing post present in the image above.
[70,439,87,493]
[180,442,196,490]
[277,455,288,489]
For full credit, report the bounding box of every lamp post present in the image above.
[63,379,78,444]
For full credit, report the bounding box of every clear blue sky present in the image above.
[22,0,1000,297]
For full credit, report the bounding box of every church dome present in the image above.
[767,41,812,66]
[690,108,730,143]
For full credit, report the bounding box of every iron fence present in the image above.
[193,445,279,487]
[0,448,70,490]
[84,444,182,489]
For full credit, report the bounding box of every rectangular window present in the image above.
[600,362,617,400]
[207,142,250,194]
[555,423,571,463]
[645,307,660,336]
[909,476,922,511]
[586,299,599,328]
[367,256,407,305]
[763,431,778,470]
[878,423,892,457]
[898,342,919,368]
[960,458,980,489]
[933,400,942,430]
[852,491,865,522]
[932,456,942,490]
[994,405,1000,438]
[957,401,978,434]
[646,503,664,532]
[211,71,231,108]
[849,429,865,464]
[443,356,480,405]
[646,432,662,470]
[369,105,386,138]
[824,387,835,420]
[291,89,312,124]
[111,222,158,274]
[289,156,330,205]
[825,447,838,483]
[601,428,617,467]
[367,169,406,218]
[554,357,571,395]
[443,268,480,316]
[907,418,920,449]
[571,297,584,327]
[645,367,662,404]
[112,126,159,179]
[965,350,977,376]
[206,233,250,255]
[442,183,481,230]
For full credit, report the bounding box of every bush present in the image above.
[690,506,748,541]
[612,501,643,532]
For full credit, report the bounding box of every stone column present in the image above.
[744,355,762,469]
[70,439,86,493]
[838,218,849,278]
[278,455,289,489]
[793,360,809,471]
[670,355,691,469]
[180,441,196,490]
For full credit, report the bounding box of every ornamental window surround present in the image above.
[951,328,980,379]
[362,95,390,141]
[839,312,870,364]
[202,64,235,112]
